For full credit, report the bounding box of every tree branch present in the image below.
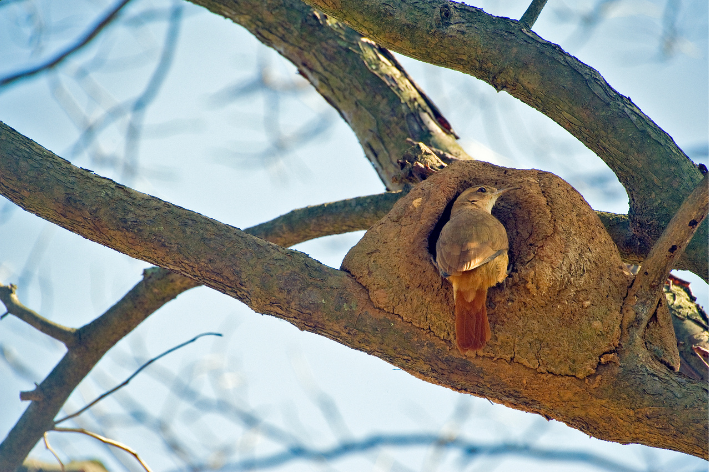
[54,332,221,425]
[0,268,199,471]
[0,120,406,470]
[0,0,133,88]
[519,0,549,29]
[51,427,153,472]
[623,174,708,340]
[246,191,403,247]
[298,0,707,279]
[189,0,471,190]
[0,122,706,459]
[0,284,77,347]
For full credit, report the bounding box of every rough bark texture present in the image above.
[342,160,628,378]
[300,0,707,279]
[1,122,706,458]
[189,0,471,190]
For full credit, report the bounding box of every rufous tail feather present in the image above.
[455,287,491,352]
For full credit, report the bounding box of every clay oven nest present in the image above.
[342,161,630,378]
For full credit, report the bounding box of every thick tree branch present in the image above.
[0,120,407,470]
[298,0,707,279]
[0,122,706,459]
[189,0,471,190]
[0,285,77,347]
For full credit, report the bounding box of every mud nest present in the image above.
[342,161,630,378]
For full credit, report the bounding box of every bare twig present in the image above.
[55,332,221,425]
[624,174,708,338]
[0,284,76,346]
[520,0,549,29]
[43,433,64,472]
[51,427,153,472]
[0,0,133,88]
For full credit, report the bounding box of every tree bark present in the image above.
[1,122,706,459]
[297,0,707,279]
[1,0,707,465]
[189,0,471,190]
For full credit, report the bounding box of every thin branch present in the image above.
[246,191,404,247]
[51,427,153,472]
[55,332,221,425]
[0,269,198,471]
[519,0,549,29]
[623,174,709,338]
[0,284,77,346]
[0,0,133,88]
[42,433,64,472]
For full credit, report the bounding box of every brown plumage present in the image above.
[435,185,515,353]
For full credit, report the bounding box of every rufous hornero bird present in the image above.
[435,185,517,353]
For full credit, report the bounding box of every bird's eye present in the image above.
[477,187,486,193]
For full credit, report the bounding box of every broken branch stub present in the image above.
[342,161,630,378]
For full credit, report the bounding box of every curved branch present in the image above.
[51,428,153,472]
[190,0,471,190]
[247,191,403,247]
[298,0,706,279]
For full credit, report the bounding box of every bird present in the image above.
[435,185,516,353]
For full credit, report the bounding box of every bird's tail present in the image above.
[454,286,491,353]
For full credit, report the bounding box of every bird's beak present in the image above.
[494,186,519,197]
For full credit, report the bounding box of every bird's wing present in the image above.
[436,211,508,277]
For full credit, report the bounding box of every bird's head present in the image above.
[451,185,517,213]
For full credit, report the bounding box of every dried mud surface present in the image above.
[342,161,630,378]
